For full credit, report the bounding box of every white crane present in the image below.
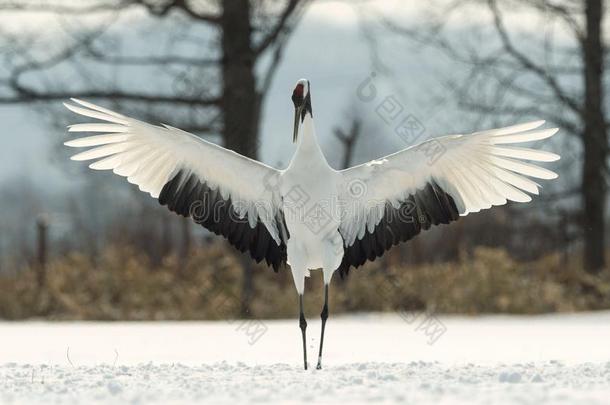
[64,78,560,370]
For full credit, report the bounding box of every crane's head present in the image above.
[291,78,312,143]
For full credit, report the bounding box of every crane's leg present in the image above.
[299,294,308,370]
[316,284,329,370]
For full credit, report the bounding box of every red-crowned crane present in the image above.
[64,78,559,370]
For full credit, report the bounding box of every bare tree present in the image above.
[0,0,310,312]
[0,0,308,157]
[380,0,607,272]
[333,116,363,169]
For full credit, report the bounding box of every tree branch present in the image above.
[0,0,221,23]
[0,0,135,14]
[457,97,580,135]
[0,91,220,105]
[84,44,218,67]
[253,0,306,55]
[132,0,219,22]
[518,0,584,41]
[488,0,582,116]
[334,117,362,169]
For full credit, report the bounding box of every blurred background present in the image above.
[0,0,608,320]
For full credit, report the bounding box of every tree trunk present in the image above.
[220,0,259,316]
[582,0,606,273]
[220,0,259,158]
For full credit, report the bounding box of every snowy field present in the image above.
[1,312,610,404]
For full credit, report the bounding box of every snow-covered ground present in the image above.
[1,312,610,404]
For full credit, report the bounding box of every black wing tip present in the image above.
[338,181,459,275]
[158,169,288,272]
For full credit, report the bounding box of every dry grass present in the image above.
[1,243,609,320]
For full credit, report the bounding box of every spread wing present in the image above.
[64,99,288,270]
[337,120,559,275]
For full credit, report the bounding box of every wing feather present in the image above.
[65,99,287,270]
[337,120,559,274]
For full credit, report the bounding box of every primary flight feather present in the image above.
[64,78,559,369]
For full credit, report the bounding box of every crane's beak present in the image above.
[293,104,303,143]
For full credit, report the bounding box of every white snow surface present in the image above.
[1,312,610,404]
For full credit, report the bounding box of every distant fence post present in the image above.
[36,215,49,290]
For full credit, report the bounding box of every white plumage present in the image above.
[64,78,559,370]
[64,98,286,245]
[338,120,558,246]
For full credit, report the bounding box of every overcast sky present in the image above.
[0,0,573,191]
